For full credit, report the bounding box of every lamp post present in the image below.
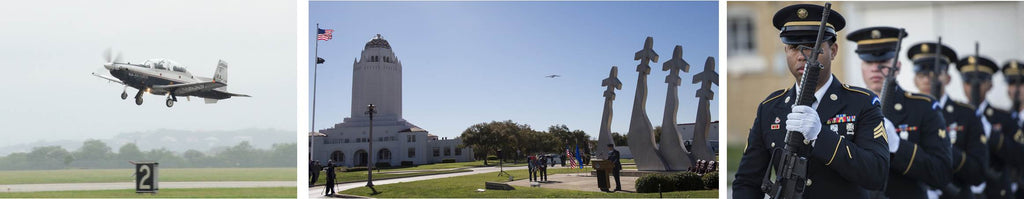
[365,104,379,194]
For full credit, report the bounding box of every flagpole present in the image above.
[311,23,320,162]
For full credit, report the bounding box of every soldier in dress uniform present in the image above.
[956,54,1021,198]
[732,4,893,199]
[970,58,1024,199]
[847,26,953,199]
[1000,59,1024,199]
[908,42,989,199]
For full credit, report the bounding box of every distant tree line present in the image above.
[459,121,595,165]
[0,139,296,170]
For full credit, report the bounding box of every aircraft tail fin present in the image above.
[204,98,219,104]
[214,60,228,84]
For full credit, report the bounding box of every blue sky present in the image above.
[309,1,719,139]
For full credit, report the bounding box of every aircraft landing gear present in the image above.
[134,89,144,106]
[165,94,177,108]
[121,90,128,100]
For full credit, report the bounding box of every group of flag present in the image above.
[565,145,584,169]
[315,27,333,64]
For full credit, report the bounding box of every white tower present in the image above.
[351,34,402,121]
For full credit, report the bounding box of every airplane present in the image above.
[693,57,719,100]
[634,37,659,74]
[545,74,561,78]
[92,50,250,107]
[601,67,622,99]
[662,45,690,86]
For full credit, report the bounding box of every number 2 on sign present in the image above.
[139,165,151,189]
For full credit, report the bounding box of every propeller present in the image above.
[103,48,124,64]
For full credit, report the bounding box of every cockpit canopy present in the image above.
[142,58,188,72]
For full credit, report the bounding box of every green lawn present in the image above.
[339,168,718,198]
[378,160,528,172]
[310,160,533,185]
[0,187,295,198]
[726,144,743,187]
[0,168,295,185]
[312,168,471,185]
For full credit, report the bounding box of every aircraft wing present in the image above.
[634,49,659,62]
[692,71,719,84]
[91,72,124,85]
[153,81,227,95]
[212,90,251,97]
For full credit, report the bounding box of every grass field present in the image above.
[0,187,295,198]
[0,168,295,185]
[310,160,531,185]
[339,167,718,198]
[726,144,742,188]
[312,168,472,185]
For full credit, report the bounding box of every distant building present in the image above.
[611,121,719,159]
[676,121,720,154]
[311,34,473,167]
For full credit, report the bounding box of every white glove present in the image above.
[786,105,821,142]
[884,118,899,153]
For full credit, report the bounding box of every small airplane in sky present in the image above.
[545,74,561,78]
[92,49,250,107]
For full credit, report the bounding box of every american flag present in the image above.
[317,28,333,41]
[565,148,577,169]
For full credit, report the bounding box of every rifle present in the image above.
[865,28,906,199]
[761,3,832,198]
[929,37,945,99]
[969,42,982,106]
[927,37,963,196]
[879,28,905,114]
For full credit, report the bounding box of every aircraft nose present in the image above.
[104,63,116,70]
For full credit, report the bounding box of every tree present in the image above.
[146,148,184,167]
[654,126,663,143]
[268,143,297,167]
[73,139,113,168]
[28,146,71,169]
[74,139,112,161]
[183,149,206,167]
[461,120,527,165]
[219,141,257,167]
[611,132,628,146]
[118,143,144,162]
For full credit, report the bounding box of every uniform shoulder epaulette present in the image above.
[761,89,789,105]
[842,84,874,96]
[904,92,935,102]
[954,101,976,110]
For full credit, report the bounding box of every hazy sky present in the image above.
[309,1,719,139]
[0,0,296,147]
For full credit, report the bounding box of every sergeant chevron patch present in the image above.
[873,122,886,140]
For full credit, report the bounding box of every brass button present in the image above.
[806,179,812,186]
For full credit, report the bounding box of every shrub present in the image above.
[635,173,677,193]
[401,161,414,167]
[486,156,498,161]
[674,171,705,191]
[375,162,392,168]
[442,159,456,163]
[343,167,367,172]
[702,172,719,189]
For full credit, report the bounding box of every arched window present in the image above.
[330,151,344,163]
[378,148,392,161]
[355,150,368,166]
